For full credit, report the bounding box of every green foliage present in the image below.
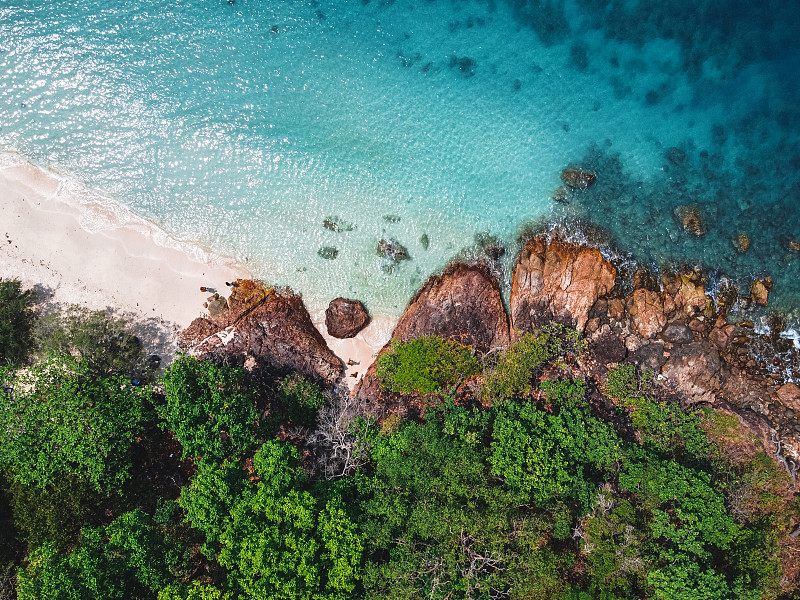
[489,400,574,506]
[0,354,149,492]
[605,363,652,400]
[481,331,558,401]
[8,473,101,551]
[35,305,146,378]
[158,582,233,600]
[0,279,36,366]
[375,336,479,395]
[217,441,364,600]
[179,459,248,558]
[159,356,260,463]
[277,373,325,426]
[17,509,183,600]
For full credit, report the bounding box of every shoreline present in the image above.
[0,153,395,371]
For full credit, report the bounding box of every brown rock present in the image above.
[560,168,596,189]
[709,324,735,349]
[325,298,370,338]
[777,383,800,414]
[392,261,510,353]
[377,238,409,261]
[663,271,707,315]
[734,233,750,253]
[673,205,706,236]
[207,296,229,317]
[628,288,667,338]
[510,237,616,334]
[750,279,770,306]
[180,280,342,382]
[661,340,723,405]
[355,261,510,416]
[607,298,626,321]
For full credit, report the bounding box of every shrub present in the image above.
[0,279,36,366]
[605,364,652,401]
[375,336,479,395]
[481,332,558,401]
[277,374,326,426]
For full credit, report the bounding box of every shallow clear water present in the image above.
[1,0,798,318]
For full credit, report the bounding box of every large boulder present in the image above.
[325,298,370,339]
[510,237,616,334]
[660,340,724,405]
[629,289,667,339]
[392,261,510,353]
[180,280,342,382]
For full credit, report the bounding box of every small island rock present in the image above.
[325,298,370,339]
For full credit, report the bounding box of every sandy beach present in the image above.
[0,153,391,380]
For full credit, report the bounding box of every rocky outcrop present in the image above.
[356,261,510,417]
[673,204,706,236]
[180,279,342,382]
[510,236,616,334]
[629,289,667,339]
[751,278,771,306]
[325,298,370,339]
[391,261,510,353]
[561,168,596,189]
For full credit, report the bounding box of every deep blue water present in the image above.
[1,0,798,321]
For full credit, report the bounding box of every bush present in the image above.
[35,305,145,378]
[375,336,479,395]
[605,364,652,401]
[277,374,326,426]
[0,279,36,366]
[481,332,558,401]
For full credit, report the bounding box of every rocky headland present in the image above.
[179,233,800,487]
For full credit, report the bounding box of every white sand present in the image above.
[0,152,393,378]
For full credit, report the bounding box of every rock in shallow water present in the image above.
[673,205,706,236]
[560,168,597,190]
[377,238,409,261]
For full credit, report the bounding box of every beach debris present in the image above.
[318,246,339,260]
[750,277,772,306]
[419,232,430,250]
[560,167,596,190]
[377,238,409,261]
[673,204,706,236]
[734,232,750,253]
[322,216,354,232]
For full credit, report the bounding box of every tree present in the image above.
[480,332,558,402]
[0,354,149,492]
[0,279,36,366]
[158,356,260,464]
[17,509,183,600]
[277,374,325,427]
[34,305,145,378]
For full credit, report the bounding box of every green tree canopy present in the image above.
[0,278,36,366]
[0,354,149,492]
[158,356,260,464]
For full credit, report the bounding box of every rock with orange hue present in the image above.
[661,340,723,405]
[180,280,342,382]
[662,271,708,316]
[734,233,750,253]
[750,279,770,306]
[777,383,800,414]
[709,324,735,349]
[628,288,667,339]
[560,168,597,189]
[510,237,616,334]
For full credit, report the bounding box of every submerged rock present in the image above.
[510,236,616,333]
[673,205,706,236]
[552,185,570,204]
[318,246,339,260]
[734,232,750,253]
[377,238,409,261]
[475,232,506,261]
[325,298,370,339]
[322,216,354,232]
[560,168,597,190]
[419,233,430,250]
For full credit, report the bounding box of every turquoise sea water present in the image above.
[1,0,799,320]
